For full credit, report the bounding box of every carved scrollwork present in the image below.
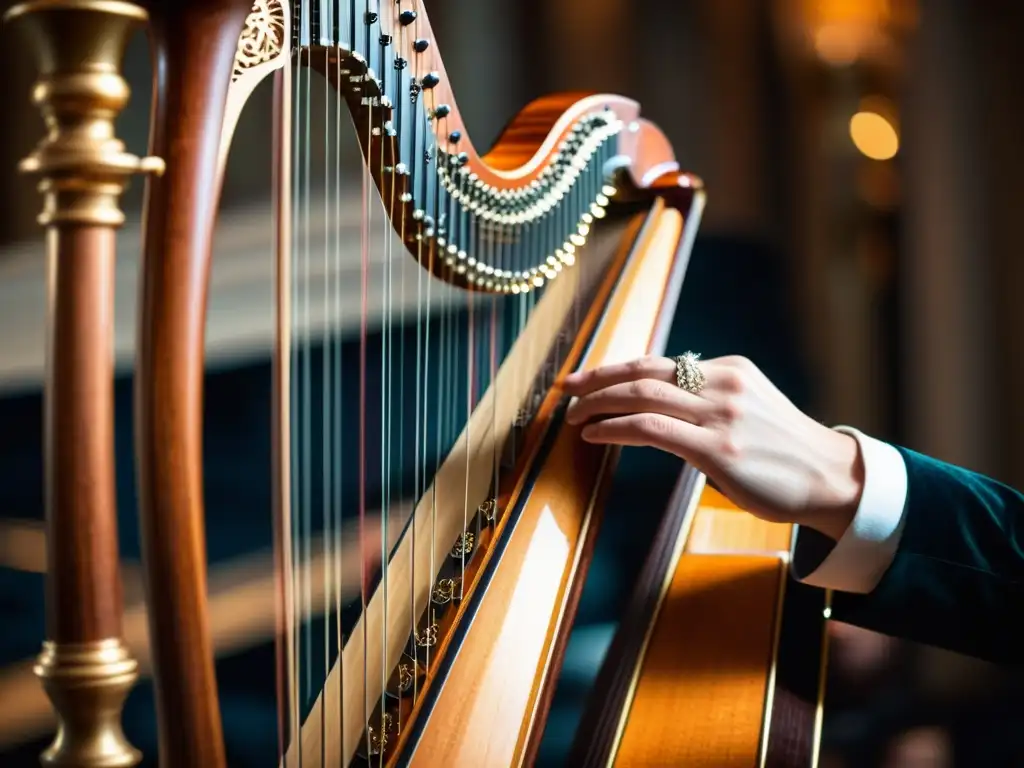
[415,623,439,649]
[366,712,394,756]
[397,663,415,694]
[479,498,497,523]
[431,577,458,605]
[450,531,474,559]
[233,0,286,81]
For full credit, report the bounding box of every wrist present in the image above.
[809,425,864,541]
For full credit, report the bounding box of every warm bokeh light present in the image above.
[813,23,865,65]
[849,111,899,160]
[789,0,919,65]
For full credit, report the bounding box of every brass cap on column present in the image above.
[5,0,165,228]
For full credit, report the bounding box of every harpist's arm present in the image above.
[793,429,1024,665]
[561,354,1024,664]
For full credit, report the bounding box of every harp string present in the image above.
[422,76,437,681]
[321,43,331,767]
[302,39,314,725]
[359,73,371,751]
[411,0,424,707]
[381,10,392,751]
[288,48,301,768]
[272,57,297,768]
[332,39,346,766]
[275,0,605,758]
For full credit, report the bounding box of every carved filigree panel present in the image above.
[233,0,286,81]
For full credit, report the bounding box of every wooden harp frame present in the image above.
[6,0,710,766]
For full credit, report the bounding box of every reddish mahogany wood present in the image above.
[134,2,252,766]
[125,2,704,765]
[46,226,123,643]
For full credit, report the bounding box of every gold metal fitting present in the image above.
[34,638,141,767]
[4,0,164,228]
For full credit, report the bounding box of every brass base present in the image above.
[34,639,141,768]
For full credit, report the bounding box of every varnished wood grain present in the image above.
[134,2,254,767]
[372,0,650,191]
[301,0,703,293]
[376,212,649,764]
[406,204,687,767]
[124,1,707,764]
[45,226,123,643]
[612,553,786,768]
[601,479,827,768]
[685,494,793,556]
[286,220,624,768]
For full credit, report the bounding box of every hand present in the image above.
[562,355,864,541]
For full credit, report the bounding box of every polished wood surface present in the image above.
[45,227,123,643]
[370,0,669,192]
[613,551,785,767]
[134,2,254,766]
[384,212,647,763]
[123,0,707,763]
[286,213,626,766]
[302,0,704,291]
[603,488,826,768]
[407,197,691,767]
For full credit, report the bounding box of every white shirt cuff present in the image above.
[791,426,909,594]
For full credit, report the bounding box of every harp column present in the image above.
[4,2,163,766]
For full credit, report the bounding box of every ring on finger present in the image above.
[673,351,706,395]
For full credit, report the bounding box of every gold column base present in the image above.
[34,639,141,768]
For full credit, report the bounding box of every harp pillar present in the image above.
[4,1,163,765]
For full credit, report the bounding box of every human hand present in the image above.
[562,355,864,541]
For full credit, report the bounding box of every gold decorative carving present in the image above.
[415,622,439,649]
[5,0,164,229]
[34,639,141,767]
[450,531,474,559]
[397,663,415,694]
[431,577,458,605]
[479,498,497,522]
[233,0,286,81]
[366,712,394,756]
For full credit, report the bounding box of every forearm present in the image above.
[792,437,1024,664]
[793,428,908,594]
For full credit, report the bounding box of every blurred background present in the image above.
[2,0,1024,765]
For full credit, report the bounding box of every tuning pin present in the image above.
[421,72,440,88]
[448,130,462,145]
[413,38,430,53]
[399,9,418,25]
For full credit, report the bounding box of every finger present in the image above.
[562,355,675,397]
[565,378,708,426]
[579,412,711,459]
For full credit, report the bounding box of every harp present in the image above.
[5,0,845,765]
[568,478,831,767]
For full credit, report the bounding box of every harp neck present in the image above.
[293,1,421,63]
